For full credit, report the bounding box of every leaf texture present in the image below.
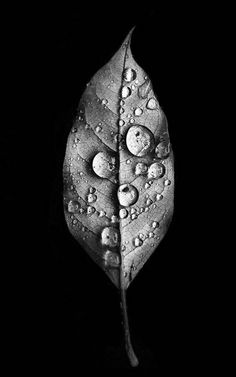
[63,28,174,290]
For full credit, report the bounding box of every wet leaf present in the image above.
[63,27,174,367]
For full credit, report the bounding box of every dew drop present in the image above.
[134,107,143,116]
[119,208,128,219]
[164,179,171,186]
[89,187,96,194]
[156,193,163,201]
[123,68,137,82]
[99,210,106,217]
[135,162,148,175]
[119,119,125,127]
[130,118,135,124]
[155,141,170,159]
[134,237,142,247]
[121,86,131,99]
[95,125,102,133]
[87,206,95,215]
[145,182,150,189]
[140,207,144,213]
[87,193,97,203]
[149,232,154,238]
[138,79,152,99]
[146,198,153,206]
[126,125,154,157]
[101,227,119,247]
[148,162,165,179]
[68,200,80,213]
[71,127,77,133]
[139,233,145,241]
[152,221,159,229]
[92,152,117,179]
[117,184,139,207]
[114,134,122,143]
[79,208,85,214]
[131,213,137,220]
[130,208,136,214]
[111,215,118,223]
[104,250,120,267]
[102,99,108,106]
[121,245,126,252]
[120,100,125,106]
[126,159,131,164]
[119,107,125,114]
[146,97,157,110]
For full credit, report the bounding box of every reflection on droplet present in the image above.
[117,184,138,207]
[135,162,148,175]
[121,86,131,99]
[146,198,152,206]
[68,200,80,213]
[89,187,96,193]
[152,221,158,229]
[156,193,163,201]
[146,97,157,110]
[104,250,120,268]
[126,125,154,157]
[119,107,125,114]
[123,68,137,82]
[95,125,102,133]
[138,79,152,99]
[101,227,119,247]
[164,179,171,186]
[134,237,142,247]
[102,99,108,106]
[126,159,131,164]
[119,119,125,127]
[92,152,117,179]
[134,107,143,116]
[87,206,95,215]
[148,162,165,179]
[87,193,97,203]
[119,208,128,219]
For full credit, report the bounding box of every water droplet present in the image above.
[120,100,125,106]
[138,79,152,99]
[146,198,152,206]
[119,208,128,219]
[149,232,154,238]
[114,133,122,143]
[87,206,95,215]
[121,86,131,98]
[71,127,77,133]
[89,187,96,193]
[126,159,131,164]
[145,207,149,212]
[119,119,125,127]
[102,99,108,106]
[152,221,159,229]
[139,233,145,241]
[135,162,148,175]
[68,200,80,213]
[79,172,84,176]
[131,214,137,220]
[117,184,139,207]
[134,107,143,116]
[101,227,119,247]
[111,215,118,223]
[85,123,90,129]
[148,162,165,179]
[79,208,85,214]
[130,118,135,124]
[130,208,136,214]
[126,125,154,157]
[72,219,77,225]
[92,152,117,179]
[156,193,163,201]
[121,245,126,252]
[87,193,97,203]
[134,237,142,247]
[146,97,157,110]
[164,179,171,186]
[155,141,170,159]
[82,226,85,232]
[123,68,137,82]
[95,125,102,133]
[104,250,120,267]
[145,182,150,189]
[140,207,144,212]
[119,107,125,114]
[99,210,106,217]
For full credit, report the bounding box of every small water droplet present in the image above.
[152,221,158,229]
[146,198,152,206]
[135,162,148,175]
[145,207,149,212]
[126,125,154,157]
[79,208,85,214]
[72,219,77,225]
[140,207,144,212]
[164,179,171,186]
[89,187,96,194]
[119,107,125,114]
[111,215,118,223]
[134,237,142,247]
[121,245,126,252]
[131,214,137,220]
[104,250,120,267]
[87,193,97,203]
[146,97,157,110]
[130,208,136,214]
[87,206,95,215]
[85,123,90,129]
[149,232,154,238]
[120,100,125,106]
[121,86,131,99]
[68,200,80,213]
[139,233,145,241]
[95,125,102,133]
[101,227,119,247]
[126,159,131,164]
[123,68,137,82]
[119,119,125,127]
[145,182,150,189]
[156,193,163,201]
[119,208,128,219]
[79,172,84,176]
[99,210,106,217]
[114,133,122,143]
[148,162,165,179]
[82,226,85,232]
[134,107,143,116]
[117,184,139,207]
[131,84,136,91]
[71,127,77,133]
[102,99,108,106]
[130,118,135,124]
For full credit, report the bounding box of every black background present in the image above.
[3,3,225,372]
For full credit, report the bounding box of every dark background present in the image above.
[3,4,225,372]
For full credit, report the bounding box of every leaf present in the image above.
[63,27,174,367]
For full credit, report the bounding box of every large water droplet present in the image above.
[148,162,165,179]
[134,107,143,116]
[117,184,139,207]
[138,79,152,99]
[119,208,128,219]
[68,200,80,213]
[101,227,119,247]
[135,162,148,175]
[126,125,154,157]
[104,250,120,267]
[146,97,157,110]
[121,86,131,98]
[123,68,137,82]
[92,152,117,179]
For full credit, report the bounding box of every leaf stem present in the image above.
[120,287,139,367]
